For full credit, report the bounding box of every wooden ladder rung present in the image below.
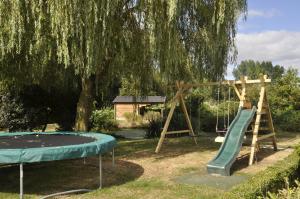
[257,110,267,115]
[165,130,190,135]
[259,119,268,123]
[259,127,270,131]
[257,133,275,141]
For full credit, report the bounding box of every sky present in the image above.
[226,0,300,79]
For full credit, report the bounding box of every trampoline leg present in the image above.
[99,154,102,189]
[20,164,23,199]
[112,148,115,167]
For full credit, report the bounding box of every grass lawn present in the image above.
[0,131,299,199]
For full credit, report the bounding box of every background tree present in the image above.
[233,60,285,80]
[268,68,300,131]
[0,0,247,131]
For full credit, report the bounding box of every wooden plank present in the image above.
[232,84,242,100]
[155,92,179,153]
[249,75,265,165]
[239,76,247,107]
[257,133,276,141]
[259,127,270,131]
[184,78,271,88]
[264,93,277,151]
[179,94,198,145]
[165,130,190,135]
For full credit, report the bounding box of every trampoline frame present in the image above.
[0,132,116,199]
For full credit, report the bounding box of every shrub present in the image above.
[144,111,162,138]
[273,110,300,132]
[0,90,30,131]
[167,109,188,131]
[123,112,143,125]
[265,179,300,199]
[225,145,300,199]
[90,107,118,132]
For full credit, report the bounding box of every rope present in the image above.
[223,87,226,129]
[216,84,232,133]
[228,86,231,128]
[215,86,220,132]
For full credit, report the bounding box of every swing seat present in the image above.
[215,136,225,143]
[215,135,247,143]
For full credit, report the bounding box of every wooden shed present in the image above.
[113,96,166,120]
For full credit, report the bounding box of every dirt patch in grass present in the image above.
[118,134,300,182]
[0,132,299,199]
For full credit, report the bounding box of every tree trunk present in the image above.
[75,76,94,131]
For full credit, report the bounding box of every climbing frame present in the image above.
[155,75,277,167]
[248,75,277,165]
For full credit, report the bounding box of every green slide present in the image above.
[207,106,257,176]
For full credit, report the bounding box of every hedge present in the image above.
[224,145,300,199]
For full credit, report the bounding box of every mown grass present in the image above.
[77,178,224,199]
[0,132,298,199]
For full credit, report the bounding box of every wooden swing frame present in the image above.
[155,75,277,166]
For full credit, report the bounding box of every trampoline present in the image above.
[0,132,117,199]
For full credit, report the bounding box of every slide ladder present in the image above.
[207,107,256,176]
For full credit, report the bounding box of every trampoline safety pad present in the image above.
[0,131,116,199]
[0,132,116,164]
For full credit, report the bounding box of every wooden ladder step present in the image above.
[257,110,268,115]
[259,127,270,131]
[165,130,190,135]
[257,133,275,141]
[260,119,269,123]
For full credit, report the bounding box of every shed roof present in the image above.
[113,96,166,104]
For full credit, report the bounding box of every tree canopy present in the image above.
[233,60,285,80]
[0,0,247,130]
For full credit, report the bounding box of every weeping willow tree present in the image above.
[0,0,247,131]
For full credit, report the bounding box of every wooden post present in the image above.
[239,76,247,107]
[249,75,265,165]
[179,94,197,145]
[232,84,242,101]
[264,92,278,151]
[155,85,183,153]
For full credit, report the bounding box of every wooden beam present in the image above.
[165,130,190,135]
[264,93,277,151]
[155,92,179,153]
[249,75,265,165]
[259,127,270,131]
[257,133,276,141]
[184,78,271,88]
[179,93,198,145]
[239,76,247,107]
[232,84,242,100]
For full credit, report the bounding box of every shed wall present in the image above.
[115,104,135,120]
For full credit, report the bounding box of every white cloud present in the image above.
[235,31,300,71]
[247,9,281,18]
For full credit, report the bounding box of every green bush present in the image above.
[273,110,300,132]
[265,179,300,199]
[0,90,30,131]
[123,112,143,124]
[90,107,118,132]
[167,108,188,131]
[225,145,300,199]
[144,111,162,138]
